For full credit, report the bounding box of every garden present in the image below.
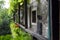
[0,0,32,40]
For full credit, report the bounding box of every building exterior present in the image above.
[27,0,49,38]
[14,0,49,39]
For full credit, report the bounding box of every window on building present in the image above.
[32,11,36,23]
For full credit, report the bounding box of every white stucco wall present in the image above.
[40,0,48,38]
[28,0,49,38]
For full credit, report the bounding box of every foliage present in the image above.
[0,35,12,40]
[8,0,30,16]
[0,0,4,8]
[0,21,32,40]
[10,21,32,40]
[0,0,11,35]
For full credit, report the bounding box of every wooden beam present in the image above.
[29,6,31,28]
[13,13,15,22]
[16,23,48,40]
[18,3,20,24]
[24,0,28,28]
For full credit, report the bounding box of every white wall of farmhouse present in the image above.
[27,0,49,38]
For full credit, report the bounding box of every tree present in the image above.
[0,0,4,9]
[0,0,11,35]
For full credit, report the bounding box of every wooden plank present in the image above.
[18,3,20,24]
[16,23,48,40]
[24,0,28,28]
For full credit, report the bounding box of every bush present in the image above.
[0,35,12,40]
[9,21,32,40]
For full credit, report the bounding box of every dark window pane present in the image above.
[32,11,36,23]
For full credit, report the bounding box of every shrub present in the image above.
[10,21,32,40]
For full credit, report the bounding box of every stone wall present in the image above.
[29,0,49,38]
[40,0,48,38]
